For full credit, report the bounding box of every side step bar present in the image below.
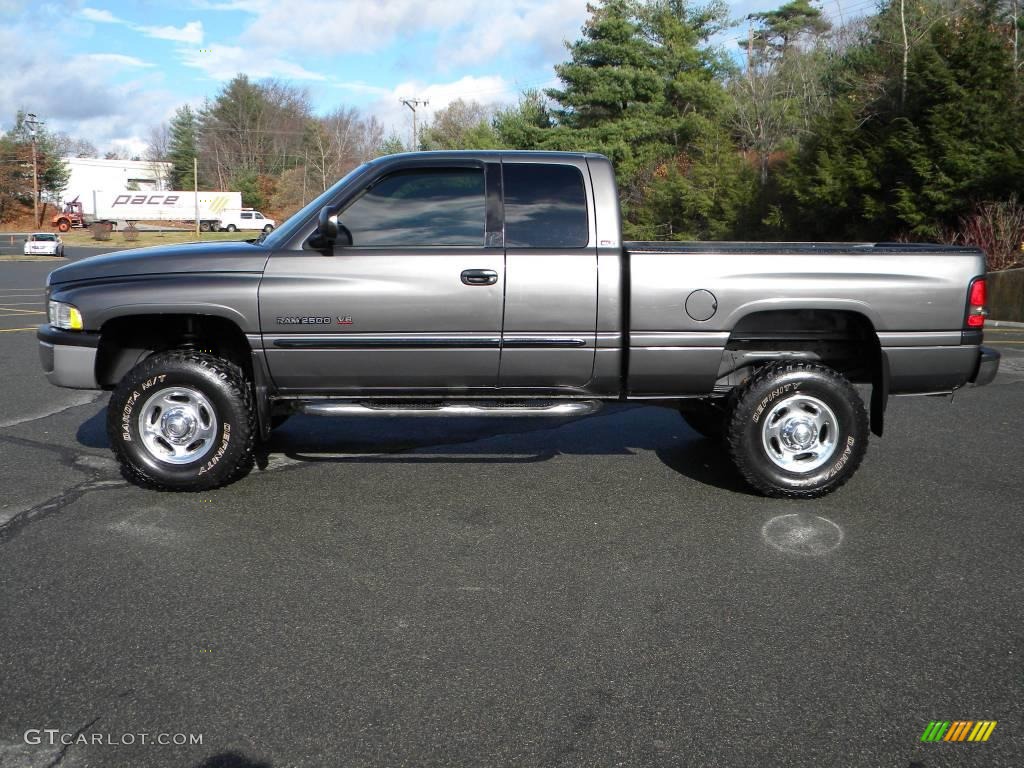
[298,400,604,418]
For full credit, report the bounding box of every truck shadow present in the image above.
[76,404,755,495]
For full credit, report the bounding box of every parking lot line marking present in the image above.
[0,310,44,316]
[0,327,36,333]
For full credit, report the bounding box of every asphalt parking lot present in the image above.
[1,250,1022,767]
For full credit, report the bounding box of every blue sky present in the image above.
[1,0,871,155]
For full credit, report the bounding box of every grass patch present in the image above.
[58,229,257,248]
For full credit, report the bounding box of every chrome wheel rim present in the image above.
[137,386,218,465]
[760,394,839,473]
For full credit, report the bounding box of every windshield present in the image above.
[33,234,56,241]
[259,162,371,248]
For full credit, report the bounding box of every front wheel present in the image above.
[262,224,273,234]
[107,351,256,490]
[726,362,868,498]
[225,224,237,232]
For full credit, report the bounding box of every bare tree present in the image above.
[145,123,171,189]
[306,108,384,192]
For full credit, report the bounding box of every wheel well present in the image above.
[721,309,886,436]
[723,309,879,381]
[96,314,252,389]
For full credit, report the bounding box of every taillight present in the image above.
[966,278,987,329]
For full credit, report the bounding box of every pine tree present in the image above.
[167,106,198,189]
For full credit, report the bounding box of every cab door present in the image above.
[260,162,504,393]
[498,159,598,388]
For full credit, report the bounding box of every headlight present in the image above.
[48,301,84,331]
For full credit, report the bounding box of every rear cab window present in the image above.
[502,163,589,248]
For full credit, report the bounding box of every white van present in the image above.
[218,210,275,233]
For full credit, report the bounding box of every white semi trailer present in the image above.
[52,191,244,232]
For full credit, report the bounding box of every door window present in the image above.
[503,164,589,248]
[340,167,485,247]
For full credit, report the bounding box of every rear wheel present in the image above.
[262,224,273,234]
[726,361,868,498]
[107,351,256,491]
[225,224,237,232]
[199,221,211,232]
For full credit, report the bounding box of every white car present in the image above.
[24,232,64,257]
[218,210,276,233]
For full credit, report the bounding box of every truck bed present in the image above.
[625,241,980,255]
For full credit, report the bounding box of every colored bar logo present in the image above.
[920,721,997,742]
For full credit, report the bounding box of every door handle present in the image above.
[461,269,498,286]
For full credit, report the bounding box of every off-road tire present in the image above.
[726,361,868,498]
[107,351,256,491]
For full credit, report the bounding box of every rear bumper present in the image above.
[969,345,1000,387]
[37,325,101,389]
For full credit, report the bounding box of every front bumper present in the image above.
[969,345,1000,387]
[37,325,101,389]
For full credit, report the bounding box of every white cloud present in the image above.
[190,0,270,11]
[332,82,392,97]
[136,21,204,45]
[240,0,588,63]
[179,44,327,81]
[0,21,181,160]
[79,7,123,24]
[437,2,585,69]
[78,7,204,45]
[83,53,154,68]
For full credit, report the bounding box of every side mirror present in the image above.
[312,206,352,250]
[317,206,338,241]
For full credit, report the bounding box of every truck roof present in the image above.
[371,150,610,163]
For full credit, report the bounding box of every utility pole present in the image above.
[399,97,428,151]
[899,0,909,109]
[25,113,43,227]
[302,149,308,205]
[747,18,754,84]
[1014,0,1019,74]
[194,157,200,238]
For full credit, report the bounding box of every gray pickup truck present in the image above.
[38,151,1000,497]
